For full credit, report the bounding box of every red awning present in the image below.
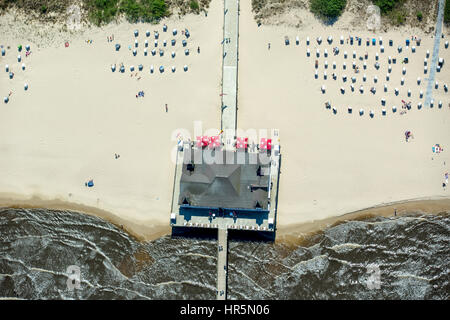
[196,136,209,147]
[236,137,248,149]
[209,135,221,149]
[260,138,272,150]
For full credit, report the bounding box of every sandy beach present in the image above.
[1,0,449,241]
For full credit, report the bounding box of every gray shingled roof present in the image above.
[178,149,270,209]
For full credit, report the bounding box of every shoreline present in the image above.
[1,195,449,243]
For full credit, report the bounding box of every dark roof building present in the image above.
[178,149,270,210]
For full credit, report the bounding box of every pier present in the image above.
[221,0,240,146]
[170,0,280,301]
[217,227,228,300]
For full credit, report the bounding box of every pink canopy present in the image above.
[236,137,248,149]
[209,135,221,149]
[196,136,209,148]
[260,138,272,151]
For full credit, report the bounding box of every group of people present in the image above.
[107,35,115,42]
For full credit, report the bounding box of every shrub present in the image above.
[395,10,405,25]
[190,0,199,12]
[416,11,422,21]
[445,0,450,24]
[310,0,347,19]
[40,4,47,14]
[373,0,400,14]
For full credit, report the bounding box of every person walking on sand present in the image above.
[197,46,200,54]
[394,208,397,216]
[268,42,271,50]
[165,104,168,112]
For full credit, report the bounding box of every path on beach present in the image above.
[221,0,239,146]
[425,0,445,107]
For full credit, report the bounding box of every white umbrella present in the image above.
[392,106,397,112]
[22,63,25,70]
[417,77,421,85]
[307,48,310,56]
[24,83,28,90]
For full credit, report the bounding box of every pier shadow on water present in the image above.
[171,226,276,243]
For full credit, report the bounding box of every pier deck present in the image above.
[221,0,239,149]
[217,227,228,300]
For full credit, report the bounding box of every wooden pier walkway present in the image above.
[217,227,228,300]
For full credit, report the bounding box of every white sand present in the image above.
[238,0,450,227]
[1,0,449,240]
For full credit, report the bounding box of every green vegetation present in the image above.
[394,9,406,25]
[189,0,200,12]
[86,0,169,25]
[416,11,422,21]
[373,0,401,14]
[87,0,119,25]
[445,0,450,24]
[40,4,47,14]
[309,0,347,19]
